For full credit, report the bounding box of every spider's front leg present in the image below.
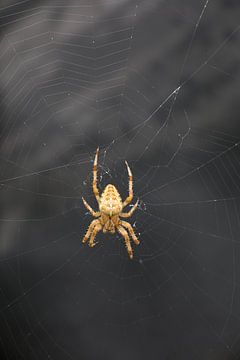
[120,199,139,218]
[89,223,102,247]
[82,197,100,217]
[82,219,99,244]
[117,225,133,259]
[121,220,140,245]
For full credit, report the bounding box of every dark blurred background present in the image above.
[1,0,240,359]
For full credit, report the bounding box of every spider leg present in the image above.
[89,223,102,247]
[121,220,140,245]
[93,147,100,203]
[117,225,133,259]
[82,197,100,217]
[82,219,99,243]
[120,199,139,218]
[122,161,133,208]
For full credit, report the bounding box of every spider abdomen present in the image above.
[100,184,122,215]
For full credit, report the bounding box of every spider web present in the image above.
[0,0,240,359]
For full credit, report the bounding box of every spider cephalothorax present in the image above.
[82,148,139,259]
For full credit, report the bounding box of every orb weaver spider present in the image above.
[82,148,140,259]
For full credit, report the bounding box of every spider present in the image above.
[82,148,140,259]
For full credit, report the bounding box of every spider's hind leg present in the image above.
[122,161,133,208]
[93,148,100,202]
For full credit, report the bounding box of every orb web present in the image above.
[0,0,240,359]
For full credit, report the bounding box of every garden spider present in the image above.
[82,148,140,259]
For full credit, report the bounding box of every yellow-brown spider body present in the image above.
[82,148,140,259]
[100,184,123,216]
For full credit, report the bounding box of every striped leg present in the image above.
[82,219,99,243]
[89,223,102,247]
[118,225,133,259]
[120,199,139,218]
[121,220,140,245]
[93,148,100,202]
[82,197,100,217]
[122,161,133,208]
